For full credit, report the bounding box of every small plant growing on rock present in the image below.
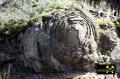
[114,16,120,30]
[84,52,111,64]
[96,19,116,29]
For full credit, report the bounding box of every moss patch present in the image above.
[0,20,32,38]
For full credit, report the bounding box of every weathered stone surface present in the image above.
[0,0,120,79]
[0,8,119,78]
[98,24,120,77]
[19,26,43,72]
[0,37,19,65]
[98,24,119,61]
[19,8,98,72]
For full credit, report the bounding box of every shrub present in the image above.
[84,52,110,64]
[114,16,120,30]
[0,0,76,36]
[96,19,116,29]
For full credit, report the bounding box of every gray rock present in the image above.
[98,24,118,57]
[19,8,98,72]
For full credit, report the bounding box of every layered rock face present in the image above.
[0,5,119,79]
[0,0,120,79]
[19,8,98,72]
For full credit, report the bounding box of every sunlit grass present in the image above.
[96,19,116,29]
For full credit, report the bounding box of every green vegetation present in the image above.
[1,0,119,37]
[96,19,116,29]
[86,0,120,15]
[0,20,28,37]
[114,16,120,29]
[0,0,76,37]
[84,52,110,64]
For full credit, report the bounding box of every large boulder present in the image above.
[19,8,98,72]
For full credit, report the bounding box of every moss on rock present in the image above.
[0,20,35,39]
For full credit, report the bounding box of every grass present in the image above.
[96,19,116,29]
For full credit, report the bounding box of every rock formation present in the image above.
[19,8,98,72]
[0,7,119,74]
[0,0,120,79]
